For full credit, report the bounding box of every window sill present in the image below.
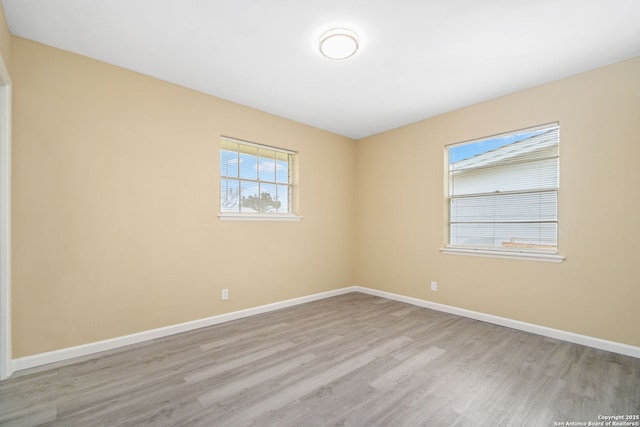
[440,247,565,263]
[218,213,303,222]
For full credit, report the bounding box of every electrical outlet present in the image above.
[221,288,229,300]
[430,281,438,291]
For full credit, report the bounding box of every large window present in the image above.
[445,124,562,261]
[220,137,298,220]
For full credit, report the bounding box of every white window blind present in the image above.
[447,124,559,254]
[220,137,295,215]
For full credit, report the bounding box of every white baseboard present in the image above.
[12,287,357,373]
[11,284,639,375]
[354,286,640,359]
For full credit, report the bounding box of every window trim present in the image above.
[218,212,302,222]
[440,247,565,263]
[219,136,299,220]
[221,135,296,156]
[443,123,564,262]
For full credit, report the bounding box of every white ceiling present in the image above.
[3,0,640,139]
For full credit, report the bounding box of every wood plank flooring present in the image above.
[1,292,639,426]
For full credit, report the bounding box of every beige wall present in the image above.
[0,3,10,70]
[355,56,640,347]
[11,37,355,357]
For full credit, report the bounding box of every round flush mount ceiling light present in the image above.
[319,28,359,60]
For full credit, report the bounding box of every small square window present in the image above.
[219,137,299,221]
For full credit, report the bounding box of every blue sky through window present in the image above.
[449,129,546,163]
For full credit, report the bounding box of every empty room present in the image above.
[0,1,639,426]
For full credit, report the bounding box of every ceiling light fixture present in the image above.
[319,28,359,60]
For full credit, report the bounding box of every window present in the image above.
[443,124,563,262]
[219,137,299,221]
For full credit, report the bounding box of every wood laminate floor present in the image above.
[1,292,639,426]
